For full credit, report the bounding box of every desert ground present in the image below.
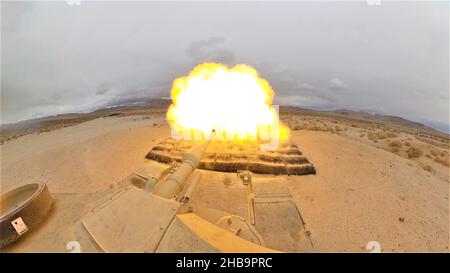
[1,103,449,252]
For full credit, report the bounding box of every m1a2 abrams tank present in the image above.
[0,131,316,253]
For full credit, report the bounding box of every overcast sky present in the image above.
[1,1,449,132]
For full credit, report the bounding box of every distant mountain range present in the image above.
[1,98,448,144]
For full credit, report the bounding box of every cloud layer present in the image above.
[1,1,448,131]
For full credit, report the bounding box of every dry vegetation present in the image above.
[281,107,449,181]
[434,156,449,167]
[422,165,434,173]
[407,147,423,158]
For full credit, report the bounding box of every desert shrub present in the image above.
[326,127,335,133]
[404,142,410,147]
[384,132,398,138]
[389,140,403,148]
[368,132,377,140]
[334,126,342,132]
[368,131,397,140]
[391,148,400,153]
[422,165,433,173]
[293,126,302,131]
[309,126,324,131]
[434,157,450,167]
[430,149,439,157]
[425,154,432,159]
[360,134,365,138]
[407,147,423,158]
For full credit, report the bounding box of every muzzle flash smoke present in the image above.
[167,63,289,141]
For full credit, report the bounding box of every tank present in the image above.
[1,134,316,253]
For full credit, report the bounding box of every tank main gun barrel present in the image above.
[152,131,215,199]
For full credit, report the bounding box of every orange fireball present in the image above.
[167,63,289,142]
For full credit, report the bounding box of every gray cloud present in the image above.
[186,37,235,65]
[95,83,111,95]
[328,78,347,90]
[297,83,315,90]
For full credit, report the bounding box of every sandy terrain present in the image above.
[1,115,167,193]
[288,132,448,251]
[1,107,448,252]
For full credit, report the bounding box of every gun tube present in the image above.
[152,131,215,199]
